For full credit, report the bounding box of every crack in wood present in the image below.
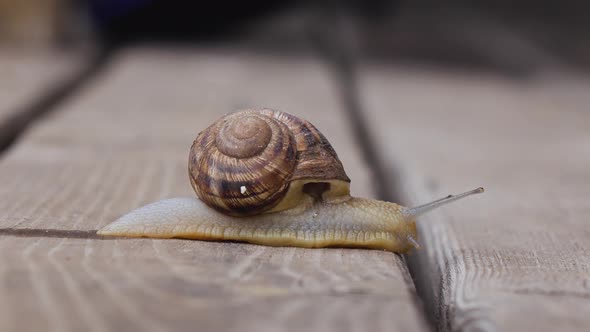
[308,4,435,331]
[0,48,113,154]
[0,228,105,239]
[509,287,590,300]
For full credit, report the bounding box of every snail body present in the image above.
[97,197,414,252]
[98,109,483,253]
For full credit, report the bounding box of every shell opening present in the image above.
[302,182,331,202]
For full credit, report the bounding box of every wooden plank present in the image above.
[0,47,428,332]
[0,50,80,128]
[360,66,590,331]
[0,237,422,332]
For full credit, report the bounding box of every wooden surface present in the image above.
[3,44,589,332]
[360,66,590,331]
[0,48,427,332]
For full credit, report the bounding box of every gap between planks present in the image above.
[309,8,436,330]
[0,48,112,154]
[0,228,101,239]
[327,61,436,330]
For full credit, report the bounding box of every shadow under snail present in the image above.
[98,109,483,253]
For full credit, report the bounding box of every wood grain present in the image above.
[360,66,590,331]
[0,47,427,332]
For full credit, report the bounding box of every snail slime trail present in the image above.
[98,109,484,253]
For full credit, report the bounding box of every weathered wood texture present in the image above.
[360,66,590,331]
[0,48,427,332]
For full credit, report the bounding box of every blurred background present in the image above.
[1,0,589,74]
[1,4,589,331]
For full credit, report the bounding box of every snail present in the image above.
[98,109,483,253]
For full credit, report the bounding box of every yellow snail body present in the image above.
[98,109,483,253]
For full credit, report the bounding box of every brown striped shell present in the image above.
[188,109,351,216]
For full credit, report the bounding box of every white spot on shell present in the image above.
[240,186,247,194]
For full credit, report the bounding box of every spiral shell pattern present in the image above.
[189,109,350,216]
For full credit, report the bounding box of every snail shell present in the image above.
[188,109,350,216]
